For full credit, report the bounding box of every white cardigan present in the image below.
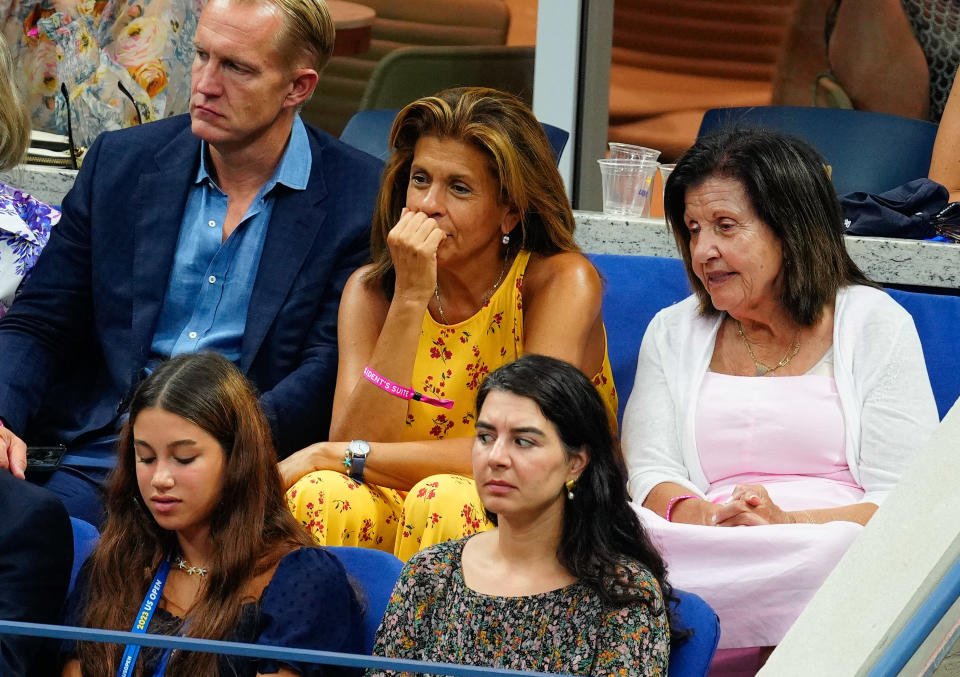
[622,285,940,507]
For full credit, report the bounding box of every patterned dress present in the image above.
[367,538,670,677]
[0,183,58,318]
[287,251,619,560]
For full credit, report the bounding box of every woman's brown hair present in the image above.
[75,352,313,676]
[0,33,30,171]
[366,86,579,295]
[664,128,875,326]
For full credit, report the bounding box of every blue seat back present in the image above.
[69,517,100,595]
[697,106,938,196]
[591,254,960,423]
[340,109,569,164]
[327,546,404,654]
[591,254,691,425]
[669,589,721,677]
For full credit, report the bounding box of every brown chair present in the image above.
[304,0,510,136]
[608,0,795,161]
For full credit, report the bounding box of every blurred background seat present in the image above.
[359,44,535,110]
[697,105,939,195]
[303,0,511,136]
[340,109,569,164]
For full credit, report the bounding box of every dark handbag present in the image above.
[840,178,949,239]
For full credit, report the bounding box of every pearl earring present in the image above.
[565,478,576,500]
[502,233,510,245]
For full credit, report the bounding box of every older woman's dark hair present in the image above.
[476,355,678,629]
[366,86,579,296]
[664,128,874,326]
[77,352,313,675]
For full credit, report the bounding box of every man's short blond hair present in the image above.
[259,0,335,72]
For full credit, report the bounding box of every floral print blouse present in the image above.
[368,538,670,677]
[0,183,58,318]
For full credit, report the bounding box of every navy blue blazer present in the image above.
[0,115,383,456]
[0,471,72,676]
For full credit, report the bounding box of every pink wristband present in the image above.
[363,366,454,409]
[665,494,698,522]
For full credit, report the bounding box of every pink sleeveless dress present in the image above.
[635,363,865,650]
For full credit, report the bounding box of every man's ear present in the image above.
[285,68,318,108]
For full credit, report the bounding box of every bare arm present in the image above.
[930,68,960,201]
[713,484,877,526]
[279,437,473,491]
[828,0,928,119]
[329,211,444,442]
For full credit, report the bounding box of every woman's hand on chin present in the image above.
[278,442,348,490]
[388,207,446,305]
[713,484,794,526]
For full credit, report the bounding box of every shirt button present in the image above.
[208,220,216,227]
[208,275,216,283]
[188,331,198,339]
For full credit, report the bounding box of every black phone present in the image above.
[25,444,67,479]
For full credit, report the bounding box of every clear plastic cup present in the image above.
[608,142,662,164]
[659,163,676,194]
[597,159,659,216]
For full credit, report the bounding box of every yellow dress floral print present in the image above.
[287,251,619,560]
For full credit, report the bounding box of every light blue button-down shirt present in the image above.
[150,116,311,364]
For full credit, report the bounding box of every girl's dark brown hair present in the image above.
[76,352,313,676]
[366,86,579,296]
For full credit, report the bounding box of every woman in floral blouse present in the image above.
[0,33,58,319]
[281,87,618,560]
[369,355,671,676]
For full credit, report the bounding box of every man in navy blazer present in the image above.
[0,0,382,523]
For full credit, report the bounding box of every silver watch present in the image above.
[345,440,370,483]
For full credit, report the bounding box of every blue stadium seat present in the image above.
[697,106,939,196]
[670,589,721,677]
[69,517,99,595]
[327,546,404,654]
[340,109,569,164]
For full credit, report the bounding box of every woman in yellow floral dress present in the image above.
[281,87,618,560]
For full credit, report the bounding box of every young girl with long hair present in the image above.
[63,352,363,676]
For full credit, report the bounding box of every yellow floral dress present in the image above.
[287,251,618,560]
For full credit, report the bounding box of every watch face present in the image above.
[349,440,370,458]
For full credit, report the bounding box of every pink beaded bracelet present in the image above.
[363,366,454,409]
[665,494,698,522]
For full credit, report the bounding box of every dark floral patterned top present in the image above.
[368,538,669,676]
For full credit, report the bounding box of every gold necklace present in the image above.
[434,252,510,324]
[735,320,801,377]
[175,556,208,578]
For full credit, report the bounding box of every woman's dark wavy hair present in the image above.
[365,86,579,297]
[76,352,314,676]
[664,128,875,326]
[475,355,684,641]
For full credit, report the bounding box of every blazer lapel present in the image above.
[130,126,200,371]
[240,137,330,372]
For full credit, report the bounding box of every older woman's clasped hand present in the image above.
[386,207,445,304]
[713,484,797,526]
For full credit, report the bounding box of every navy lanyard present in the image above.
[117,559,171,677]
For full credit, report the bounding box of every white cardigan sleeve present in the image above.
[622,308,703,504]
[838,287,940,505]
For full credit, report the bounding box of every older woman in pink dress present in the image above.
[621,129,939,673]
